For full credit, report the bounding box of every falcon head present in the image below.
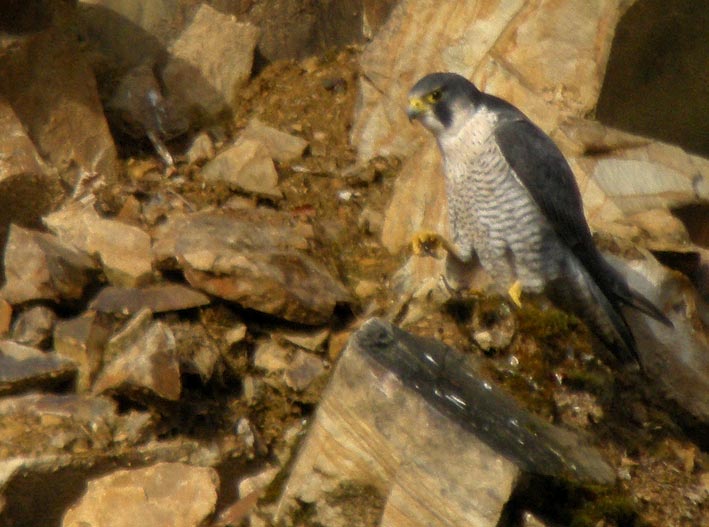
[407,73,481,136]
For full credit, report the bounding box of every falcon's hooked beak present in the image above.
[407,97,428,122]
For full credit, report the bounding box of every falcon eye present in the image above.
[427,89,442,103]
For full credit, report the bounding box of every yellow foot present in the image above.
[412,231,445,259]
[507,280,523,308]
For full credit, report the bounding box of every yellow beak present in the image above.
[407,97,428,122]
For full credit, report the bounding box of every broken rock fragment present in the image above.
[93,309,180,402]
[44,202,153,288]
[152,209,349,325]
[62,462,219,527]
[1,224,98,305]
[89,283,210,315]
[238,118,309,163]
[11,305,57,348]
[200,139,282,199]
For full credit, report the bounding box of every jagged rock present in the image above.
[162,4,259,120]
[277,319,613,526]
[606,251,709,424]
[186,132,215,165]
[11,305,57,348]
[0,6,117,183]
[53,311,114,392]
[170,321,221,382]
[89,283,210,315]
[152,209,349,325]
[44,202,153,287]
[225,323,248,346]
[200,139,282,199]
[0,340,76,395]
[1,224,98,305]
[284,350,326,392]
[62,463,219,527]
[0,97,62,252]
[93,309,180,401]
[238,118,309,163]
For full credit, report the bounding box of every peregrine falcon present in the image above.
[406,72,671,364]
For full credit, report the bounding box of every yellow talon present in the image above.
[508,280,523,308]
[412,231,444,259]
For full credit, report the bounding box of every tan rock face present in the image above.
[0,16,117,183]
[62,462,219,527]
[162,4,259,120]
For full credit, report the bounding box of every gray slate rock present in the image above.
[0,340,77,395]
[90,283,210,315]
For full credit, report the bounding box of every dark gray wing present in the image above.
[494,115,671,328]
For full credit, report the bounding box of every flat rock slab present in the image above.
[62,462,219,527]
[238,118,309,163]
[277,318,613,527]
[152,209,349,325]
[45,202,153,288]
[0,340,76,395]
[90,283,210,315]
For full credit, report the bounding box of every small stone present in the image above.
[238,118,309,163]
[186,132,215,165]
[201,139,282,199]
[0,340,77,395]
[242,375,265,405]
[354,280,379,299]
[253,340,289,373]
[284,350,326,391]
[358,207,384,235]
[93,309,180,401]
[62,463,219,527]
[225,323,248,346]
[11,305,57,348]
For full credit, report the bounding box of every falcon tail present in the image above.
[546,256,642,365]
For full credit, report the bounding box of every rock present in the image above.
[152,209,349,325]
[11,305,57,348]
[352,0,620,162]
[0,340,77,395]
[278,328,329,353]
[44,202,153,287]
[224,323,248,346]
[277,319,613,526]
[253,340,290,374]
[89,283,210,315]
[239,465,280,499]
[0,97,62,253]
[170,321,220,382]
[1,224,98,305]
[238,118,309,163]
[93,309,180,401]
[162,4,259,120]
[606,251,709,424]
[200,139,282,199]
[186,132,215,165]
[284,350,326,392]
[62,462,219,527]
[0,8,117,183]
[53,311,114,392]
